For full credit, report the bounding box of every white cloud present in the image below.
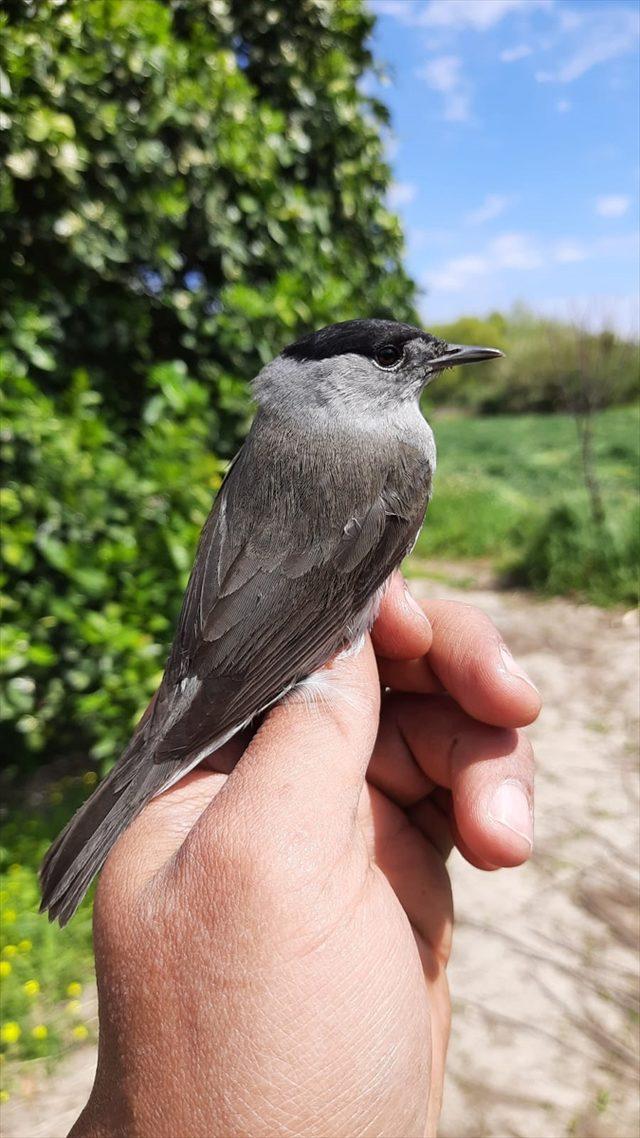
[465,194,511,225]
[596,194,631,219]
[370,0,416,22]
[500,44,533,63]
[557,9,584,33]
[556,98,571,113]
[373,0,550,30]
[424,228,639,295]
[427,232,542,291]
[535,6,639,83]
[553,240,588,263]
[420,55,459,90]
[490,232,543,270]
[417,55,471,122]
[388,181,418,209]
[419,0,545,31]
[427,253,490,293]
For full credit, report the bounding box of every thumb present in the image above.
[190,637,381,868]
[109,636,381,892]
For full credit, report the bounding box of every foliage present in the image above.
[413,404,639,605]
[1,355,225,773]
[427,308,639,415]
[508,500,639,608]
[0,0,416,447]
[0,775,95,1067]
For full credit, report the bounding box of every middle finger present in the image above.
[369,692,535,869]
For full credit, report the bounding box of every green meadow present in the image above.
[411,404,639,606]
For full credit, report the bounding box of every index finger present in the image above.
[378,598,541,729]
[370,572,433,660]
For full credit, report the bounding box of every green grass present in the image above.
[413,405,639,605]
[0,775,96,1077]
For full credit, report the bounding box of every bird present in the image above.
[40,318,502,924]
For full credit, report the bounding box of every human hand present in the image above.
[71,576,540,1138]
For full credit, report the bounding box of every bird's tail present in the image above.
[39,733,153,926]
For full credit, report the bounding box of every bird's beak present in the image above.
[431,342,504,371]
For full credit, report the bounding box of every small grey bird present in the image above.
[40,318,502,924]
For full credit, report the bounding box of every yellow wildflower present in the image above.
[72,1024,88,1041]
[1,1021,21,1044]
[66,981,82,998]
[0,962,11,978]
[23,979,40,997]
[2,910,16,925]
[1,946,17,959]
[66,999,81,1015]
[18,940,32,953]
[31,1024,48,1040]
[83,771,98,786]
[0,1090,9,1103]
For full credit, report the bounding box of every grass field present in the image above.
[412,404,639,605]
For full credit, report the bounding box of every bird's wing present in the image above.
[122,423,428,776]
[40,424,429,924]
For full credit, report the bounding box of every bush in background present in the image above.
[508,499,639,607]
[428,308,638,415]
[1,355,224,775]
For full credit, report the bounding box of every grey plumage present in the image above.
[39,319,502,924]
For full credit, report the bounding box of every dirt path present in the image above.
[2,575,638,1138]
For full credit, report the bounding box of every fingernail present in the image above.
[403,582,430,626]
[488,780,533,851]
[499,645,540,696]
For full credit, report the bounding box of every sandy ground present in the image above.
[2,570,639,1138]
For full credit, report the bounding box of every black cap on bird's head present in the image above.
[282,317,502,380]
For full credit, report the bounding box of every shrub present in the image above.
[429,309,639,415]
[507,499,639,607]
[1,356,224,774]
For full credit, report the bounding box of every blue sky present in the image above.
[370,0,639,335]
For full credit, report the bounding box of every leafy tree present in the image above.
[0,0,416,449]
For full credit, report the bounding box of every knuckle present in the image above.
[453,721,519,769]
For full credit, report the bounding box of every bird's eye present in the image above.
[374,343,403,368]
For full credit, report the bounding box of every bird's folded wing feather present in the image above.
[119,424,426,779]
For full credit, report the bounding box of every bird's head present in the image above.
[253,318,503,416]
